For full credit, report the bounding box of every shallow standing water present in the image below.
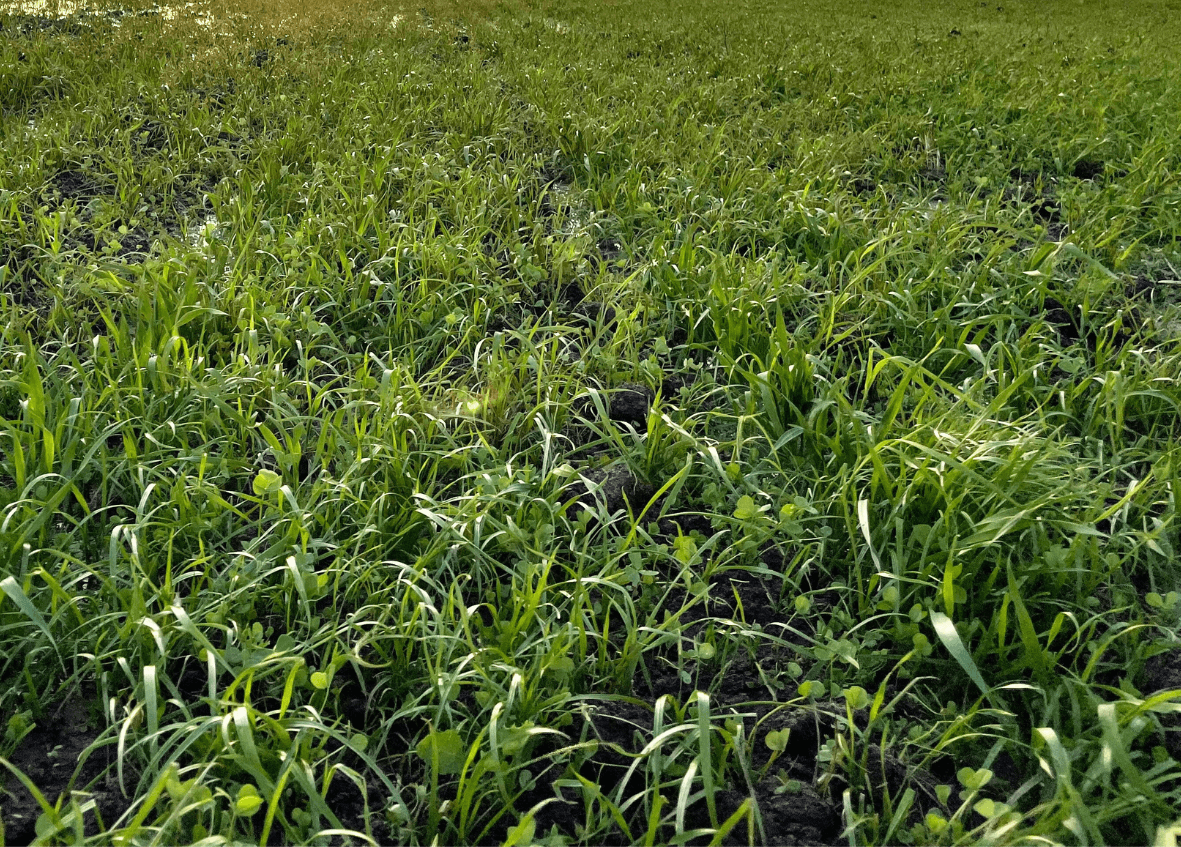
[0,0,216,29]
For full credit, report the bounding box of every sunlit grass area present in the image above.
[2,0,1181,843]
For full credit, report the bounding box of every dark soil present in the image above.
[1128,274,1159,301]
[670,569,786,642]
[1030,195,1061,225]
[572,696,847,845]
[596,238,626,267]
[66,227,153,260]
[1,244,47,308]
[1,699,126,845]
[1072,158,1105,181]
[49,169,111,203]
[0,14,93,37]
[687,781,841,846]
[844,744,943,813]
[1141,648,1181,759]
[576,697,654,797]
[654,504,715,540]
[478,747,582,844]
[109,228,152,258]
[1042,293,1143,355]
[524,782,583,842]
[569,300,618,328]
[567,464,657,518]
[1003,171,1061,226]
[322,774,392,846]
[521,544,941,846]
[130,118,169,152]
[609,384,653,427]
[1043,296,1079,345]
[659,372,694,401]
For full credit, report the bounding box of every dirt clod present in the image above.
[1043,296,1078,345]
[569,464,656,516]
[702,782,840,846]
[609,384,653,426]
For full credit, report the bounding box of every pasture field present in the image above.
[2,0,1181,842]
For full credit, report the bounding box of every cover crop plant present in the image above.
[1,0,1180,843]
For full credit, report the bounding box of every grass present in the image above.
[1,0,1181,842]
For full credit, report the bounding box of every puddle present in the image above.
[0,0,219,31]
[0,0,89,15]
[188,213,225,251]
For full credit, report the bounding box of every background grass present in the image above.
[2,0,1181,843]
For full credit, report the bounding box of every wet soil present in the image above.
[1,699,125,845]
[0,14,95,38]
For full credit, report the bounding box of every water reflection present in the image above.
[0,0,216,29]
